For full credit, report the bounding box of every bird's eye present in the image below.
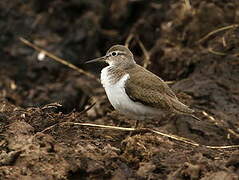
[111,52,118,56]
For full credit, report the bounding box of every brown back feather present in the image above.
[125,65,194,114]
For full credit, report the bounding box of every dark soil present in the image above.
[1,0,239,179]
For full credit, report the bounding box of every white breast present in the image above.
[101,66,160,120]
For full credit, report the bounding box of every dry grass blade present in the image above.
[42,102,62,110]
[39,122,135,135]
[184,0,191,10]
[205,144,239,149]
[208,48,227,56]
[151,129,199,146]
[72,123,135,131]
[202,111,239,139]
[39,122,239,149]
[125,34,151,68]
[165,81,175,85]
[197,24,239,44]
[125,33,134,48]
[137,38,151,68]
[19,37,100,83]
[222,37,227,47]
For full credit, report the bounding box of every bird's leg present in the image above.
[190,114,201,121]
[134,119,140,129]
[128,119,140,137]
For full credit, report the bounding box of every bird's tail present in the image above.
[171,98,201,121]
[171,98,194,114]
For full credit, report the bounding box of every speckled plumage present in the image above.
[89,45,198,120]
[124,64,194,115]
[101,66,163,120]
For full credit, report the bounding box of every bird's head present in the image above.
[86,45,135,67]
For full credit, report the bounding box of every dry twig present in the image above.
[207,48,227,56]
[19,37,100,83]
[125,33,134,48]
[202,111,239,139]
[165,81,175,85]
[137,38,151,68]
[184,0,191,10]
[222,37,227,47]
[42,102,62,110]
[39,122,239,149]
[125,35,151,68]
[197,24,239,44]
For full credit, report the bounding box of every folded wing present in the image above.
[125,65,194,114]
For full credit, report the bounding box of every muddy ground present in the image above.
[1,0,239,179]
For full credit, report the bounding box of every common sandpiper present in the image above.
[86,45,199,124]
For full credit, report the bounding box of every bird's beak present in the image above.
[85,56,106,64]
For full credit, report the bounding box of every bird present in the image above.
[86,45,200,126]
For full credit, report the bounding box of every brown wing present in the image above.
[125,65,193,114]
